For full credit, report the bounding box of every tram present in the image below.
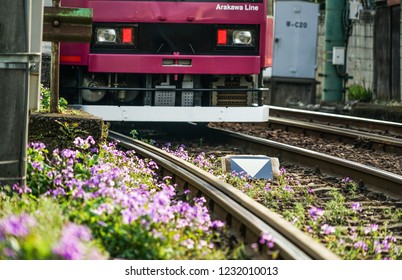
[59,0,274,122]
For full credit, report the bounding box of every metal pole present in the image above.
[29,0,44,112]
[0,0,30,186]
[322,0,346,103]
[50,0,61,113]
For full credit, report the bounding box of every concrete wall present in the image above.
[346,21,375,92]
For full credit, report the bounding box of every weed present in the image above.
[347,83,372,102]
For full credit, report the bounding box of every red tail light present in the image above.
[217,29,227,45]
[60,55,81,63]
[122,28,133,43]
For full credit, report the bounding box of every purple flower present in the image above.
[11,184,32,195]
[351,202,362,212]
[342,177,353,183]
[382,240,391,251]
[380,236,397,252]
[364,224,379,234]
[29,142,46,150]
[308,206,324,221]
[31,161,43,171]
[385,235,397,243]
[52,223,105,260]
[283,185,294,192]
[250,243,259,250]
[181,238,195,249]
[61,149,77,159]
[194,197,206,205]
[321,224,336,235]
[73,136,95,149]
[46,187,67,198]
[93,203,115,215]
[258,233,275,249]
[53,237,85,260]
[173,233,180,241]
[0,213,36,238]
[353,241,368,253]
[242,183,252,192]
[211,220,225,229]
[374,241,382,254]
[193,152,211,168]
[63,223,92,242]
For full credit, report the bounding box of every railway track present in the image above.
[109,130,340,260]
[267,106,402,155]
[208,127,402,198]
[210,106,401,192]
[198,126,402,259]
[269,106,402,137]
[110,120,402,259]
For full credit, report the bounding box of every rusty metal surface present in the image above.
[43,7,92,42]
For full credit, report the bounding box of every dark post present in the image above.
[0,0,30,186]
[50,0,61,113]
[44,0,93,112]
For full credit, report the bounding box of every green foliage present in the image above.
[40,84,68,112]
[282,203,306,228]
[130,129,139,139]
[347,84,372,102]
[324,190,352,225]
[26,144,52,196]
[55,120,89,149]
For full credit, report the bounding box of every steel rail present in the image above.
[209,127,402,198]
[269,106,402,137]
[109,130,340,260]
[268,116,402,154]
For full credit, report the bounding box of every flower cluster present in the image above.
[308,206,324,221]
[15,137,236,259]
[0,212,106,260]
[161,144,277,256]
[0,214,36,239]
[52,223,106,260]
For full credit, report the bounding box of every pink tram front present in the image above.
[60,0,273,122]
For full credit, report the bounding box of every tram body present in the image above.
[59,0,273,122]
